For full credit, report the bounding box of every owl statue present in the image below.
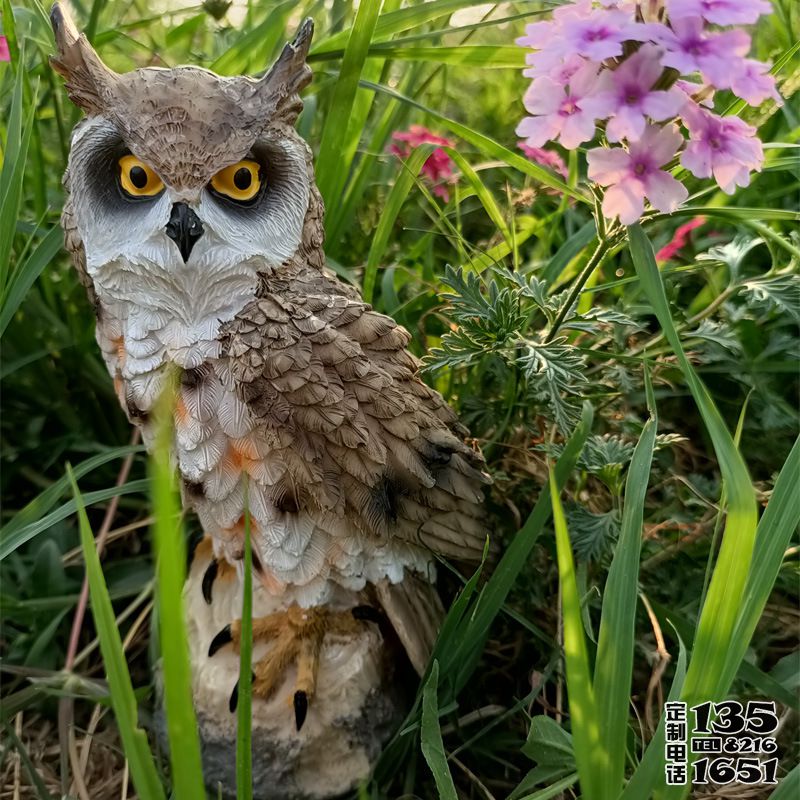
[51,3,489,797]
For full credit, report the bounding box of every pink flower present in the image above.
[0,36,10,62]
[516,62,600,149]
[519,143,568,179]
[653,17,750,89]
[679,104,763,194]
[389,125,456,201]
[587,124,689,225]
[666,0,772,26]
[730,59,781,106]
[675,79,715,108]
[560,7,638,61]
[581,44,684,142]
[655,216,705,262]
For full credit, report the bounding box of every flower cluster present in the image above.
[515,0,779,224]
[390,125,457,201]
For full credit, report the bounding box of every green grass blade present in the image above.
[0,478,150,562]
[315,0,382,207]
[150,385,205,799]
[358,44,526,67]
[312,0,514,55]
[593,370,657,799]
[620,633,688,800]
[772,763,800,800]
[446,402,594,693]
[420,660,458,800]
[1,719,54,800]
[363,144,435,303]
[549,471,603,799]
[444,147,512,251]
[0,226,63,337]
[629,224,758,705]
[0,62,37,293]
[516,774,579,800]
[0,445,144,545]
[719,433,800,693]
[361,80,590,203]
[68,466,166,800]
[237,480,254,800]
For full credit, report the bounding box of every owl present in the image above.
[51,3,489,797]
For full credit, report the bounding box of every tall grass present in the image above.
[1,0,798,798]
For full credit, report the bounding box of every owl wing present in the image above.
[220,265,491,567]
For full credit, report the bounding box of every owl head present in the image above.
[51,2,319,284]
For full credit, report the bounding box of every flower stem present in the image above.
[545,236,612,342]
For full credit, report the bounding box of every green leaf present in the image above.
[363,144,435,303]
[521,716,575,766]
[772,763,800,800]
[150,384,205,799]
[0,445,144,549]
[237,480,254,800]
[420,660,457,800]
[362,80,591,203]
[315,0,382,207]
[549,470,604,799]
[629,224,758,800]
[0,479,150,562]
[0,226,63,337]
[593,371,657,798]
[69,466,166,800]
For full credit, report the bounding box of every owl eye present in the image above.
[210,160,262,203]
[118,155,164,198]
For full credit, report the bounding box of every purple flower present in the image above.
[0,36,9,63]
[581,44,685,142]
[560,7,638,61]
[516,62,601,149]
[730,59,781,106]
[666,0,772,26]
[679,103,763,194]
[654,17,750,88]
[587,124,689,225]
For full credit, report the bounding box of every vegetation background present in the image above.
[0,0,798,799]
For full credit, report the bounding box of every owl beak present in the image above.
[165,203,204,262]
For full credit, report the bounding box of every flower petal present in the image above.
[642,170,689,214]
[587,147,631,185]
[602,182,645,225]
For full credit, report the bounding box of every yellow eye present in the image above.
[210,160,262,202]
[118,155,164,198]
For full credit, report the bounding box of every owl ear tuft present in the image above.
[256,18,314,125]
[50,1,118,115]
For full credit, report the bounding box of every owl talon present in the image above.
[209,624,233,656]
[208,605,378,730]
[293,691,308,731]
[202,560,219,604]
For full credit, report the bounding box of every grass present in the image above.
[1,0,799,798]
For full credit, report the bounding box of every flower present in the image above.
[679,104,763,194]
[514,0,775,223]
[559,7,637,61]
[656,216,705,261]
[516,62,600,149]
[666,0,772,26]
[0,36,10,62]
[580,44,684,142]
[519,143,569,179]
[587,124,689,225]
[653,16,750,89]
[389,125,456,201]
[730,59,781,106]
